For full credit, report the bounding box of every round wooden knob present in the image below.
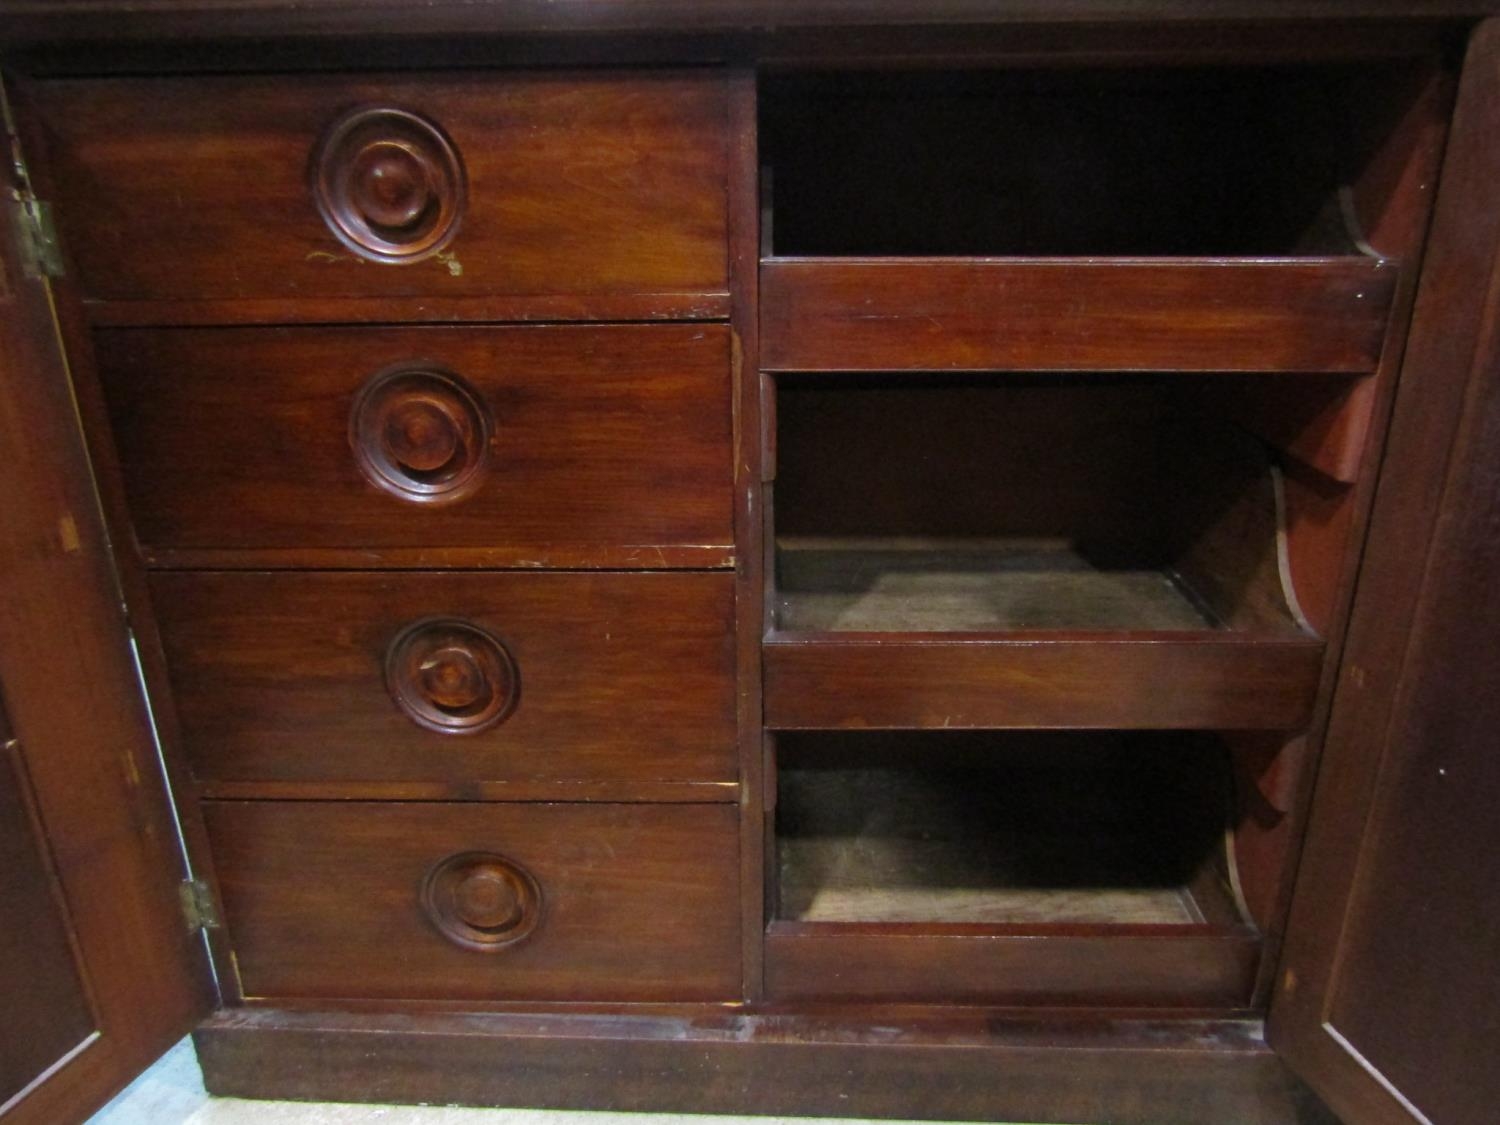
[419,644,488,710]
[348,140,437,231]
[452,867,525,930]
[350,365,491,504]
[311,106,465,263]
[422,853,542,952]
[383,397,461,473]
[385,619,518,735]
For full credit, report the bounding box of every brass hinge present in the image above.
[13,197,63,279]
[1,75,64,279]
[178,878,222,933]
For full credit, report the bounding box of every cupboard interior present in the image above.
[760,62,1439,258]
[773,730,1256,930]
[772,373,1327,636]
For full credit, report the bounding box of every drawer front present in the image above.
[151,571,736,790]
[98,325,731,555]
[31,73,727,304]
[203,801,740,1002]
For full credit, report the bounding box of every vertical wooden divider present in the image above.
[728,70,766,1003]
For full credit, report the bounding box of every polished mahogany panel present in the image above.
[149,570,737,790]
[29,73,728,306]
[203,800,740,1002]
[96,325,732,555]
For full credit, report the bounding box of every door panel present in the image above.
[1269,19,1500,1125]
[0,126,214,1122]
[0,716,95,1108]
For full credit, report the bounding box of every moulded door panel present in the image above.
[1270,19,1500,1125]
[0,702,95,1109]
[0,99,215,1124]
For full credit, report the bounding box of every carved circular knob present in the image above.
[385,619,518,735]
[422,852,542,952]
[350,365,491,504]
[311,106,466,263]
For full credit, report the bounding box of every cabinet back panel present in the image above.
[763,66,1429,257]
[775,375,1169,559]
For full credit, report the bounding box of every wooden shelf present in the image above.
[761,257,1394,374]
[767,739,1260,1006]
[765,923,1260,1007]
[765,633,1321,730]
[767,541,1322,731]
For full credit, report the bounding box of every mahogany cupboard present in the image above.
[1,4,1497,1124]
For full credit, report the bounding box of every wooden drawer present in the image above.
[97,325,731,562]
[150,571,736,796]
[202,800,740,1002]
[27,73,727,312]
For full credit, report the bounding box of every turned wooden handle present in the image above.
[311,105,466,263]
[350,365,491,503]
[384,618,518,735]
[421,852,542,952]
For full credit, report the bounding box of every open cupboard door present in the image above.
[0,96,215,1124]
[1269,19,1500,1125]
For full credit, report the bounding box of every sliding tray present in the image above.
[762,257,1393,375]
[766,731,1262,1008]
[764,375,1324,731]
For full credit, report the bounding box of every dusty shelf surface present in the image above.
[775,539,1217,633]
[775,749,1242,929]
[779,835,1212,925]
